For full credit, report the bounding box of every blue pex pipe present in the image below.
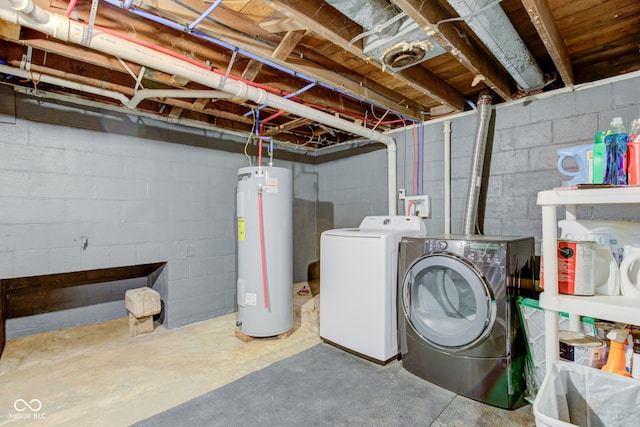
[105,0,417,121]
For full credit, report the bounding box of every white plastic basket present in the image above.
[533,361,640,427]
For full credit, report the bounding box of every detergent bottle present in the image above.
[592,130,608,184]
[603,117,629,185]
[601,328,632,377]
[556,143,593,186]
[628,117,640,185]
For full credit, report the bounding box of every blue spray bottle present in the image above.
[604,117,630,185]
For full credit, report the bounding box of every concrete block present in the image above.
[49,247,83,274]
[128,313,154,336]
[529,91,576,123]
[0,199,66,224]
[136,242,160,264]
[0,250,14,278]
[125,287,161,317]
[612,78,640,108]
[13,249,49,276]
[67,199,123,223]
[65,151,123,177]
[29,172,97,199]
[95,176,148,201]
[110,244,137,267]
[0,170,29,196]
[552,113,598,144]
[81,245,111,270]
[576,84,611,115]
[171,162,210,183]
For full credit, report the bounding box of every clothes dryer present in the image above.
[397,234,535,409]
[320,216,426,364]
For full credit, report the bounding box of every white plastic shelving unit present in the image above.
[537,186,640,371]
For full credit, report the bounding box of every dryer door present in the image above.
[401,253,496,350]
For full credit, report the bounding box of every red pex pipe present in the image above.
[257,190,269,310]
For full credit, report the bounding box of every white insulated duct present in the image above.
[0,3,398,215]
[446,0,545,91]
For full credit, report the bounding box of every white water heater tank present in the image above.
[236,166,293,337]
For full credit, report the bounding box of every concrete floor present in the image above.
[0,283,536,427]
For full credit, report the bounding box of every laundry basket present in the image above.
[533,361,640,426]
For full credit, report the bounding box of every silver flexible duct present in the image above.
[462,93,493,235]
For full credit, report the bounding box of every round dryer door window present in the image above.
[401,253,496,350]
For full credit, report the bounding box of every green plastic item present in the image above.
[592,130,609,184]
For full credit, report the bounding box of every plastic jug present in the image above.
[620,244,640,298]
[557,143,593,186]
[592,242,620,295]
[558,219,640,264]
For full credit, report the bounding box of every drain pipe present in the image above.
[8,0,48,23]
[0,4,397,215]
[462,93,492,235]
[443,120,452,234]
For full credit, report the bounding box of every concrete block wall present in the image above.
[0,91,317,336]
[316,149,389,231]
[319,73,640,253]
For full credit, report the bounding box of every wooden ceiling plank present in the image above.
[0,20,21,40]
[192,97,209,111]
[273,30,306,61]
[262,117,313,136]
[260,17,307,33]
[241,58,263,81]
[261,0,466,112]
[168,106,184,119]
[392,0,513,101]
[521,0,574,86]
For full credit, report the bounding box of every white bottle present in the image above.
[633,338,640,379]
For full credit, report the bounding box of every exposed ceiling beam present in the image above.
[521,0,574,86]
[262,117,312,136]
[261,0,467,112]
[392,0,514,101]
[273,30,306,61]
[242,30,305,82]
[128,0,423,118]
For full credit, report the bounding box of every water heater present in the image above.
[236,166,293,337]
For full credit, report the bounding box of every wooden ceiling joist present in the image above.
[521,0,574,86]
[261,0,467,112]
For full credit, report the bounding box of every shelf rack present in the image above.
[537,186,640,372]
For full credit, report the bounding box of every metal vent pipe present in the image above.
[462,93,492,235]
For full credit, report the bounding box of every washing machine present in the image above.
[320,216,426,364]
[397,234,535,409]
